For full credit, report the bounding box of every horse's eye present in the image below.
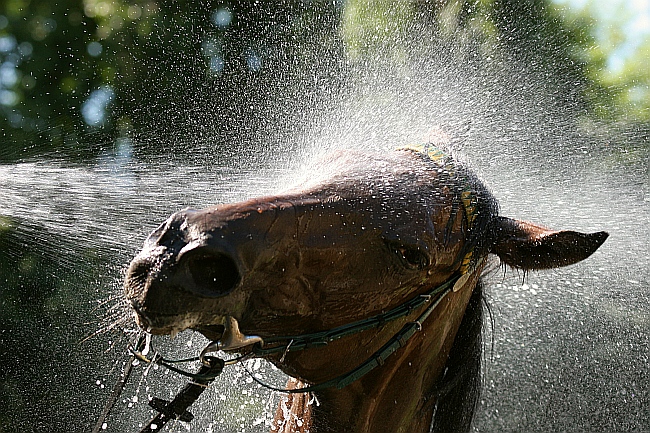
[386,241,430,270]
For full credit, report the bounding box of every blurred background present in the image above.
[0,0,648,432]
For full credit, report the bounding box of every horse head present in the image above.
[124,146,607,432]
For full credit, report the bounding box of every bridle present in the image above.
[90,270,466,432]
[132,271,465,393]
[90,270,468,432]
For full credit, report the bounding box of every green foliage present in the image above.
[0,0,111,161]
[0,0,646,162]
[551,0,650,122]
[340,0,648,125]
[0,219,61,429]
[341,0,416,61]
[340,0,596,115]
[0,217,109,432]
[0,1,344,161]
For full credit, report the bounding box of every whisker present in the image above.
[81,295,137,344]
[91,294,127,312]
[81,316,129,343]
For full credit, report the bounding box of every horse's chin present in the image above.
[194,324,226,341]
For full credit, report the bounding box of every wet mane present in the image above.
[430,282,484,431]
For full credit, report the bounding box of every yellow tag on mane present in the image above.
[453,257,487,292]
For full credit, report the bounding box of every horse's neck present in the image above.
[270,281,484,433]
[272,378,313,433]
[306,344,442,433]
[269,344,437,433]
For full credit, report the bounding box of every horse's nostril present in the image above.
[185,252,241,298]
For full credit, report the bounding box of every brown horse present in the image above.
[124,145,607,433]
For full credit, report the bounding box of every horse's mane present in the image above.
[429,281,484,432]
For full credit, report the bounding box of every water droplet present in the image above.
[211,8,232,28]
[87,41,102,57]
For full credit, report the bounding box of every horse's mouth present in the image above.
[130,301,226,340]
[132,313,187,336]
[134,316,226,341]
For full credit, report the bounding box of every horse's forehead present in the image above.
[183,150,461,242]
[294,149,440,190]
[287,150,456,209]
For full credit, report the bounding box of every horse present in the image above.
[124,143,607,432]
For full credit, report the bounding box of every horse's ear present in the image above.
[491,216,608,270]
